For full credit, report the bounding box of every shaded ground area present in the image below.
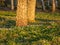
[0,7,11,11]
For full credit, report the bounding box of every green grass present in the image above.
[0,11,60,27]
[0,11,60,45]
[0,26,60,45]
[36,12,60,20]
[0,11,60,20]
[0,11,16,17]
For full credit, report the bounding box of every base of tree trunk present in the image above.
[16,19,28,26]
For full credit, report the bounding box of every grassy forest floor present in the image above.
[0,11,60,45]
[0,11,60,27]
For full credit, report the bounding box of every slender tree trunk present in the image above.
[56,0,58,7]
[41,0,45,11]
[52,0,56,12]
[16,0,28,26]
[47,0,50,6]
[11,0,14,10]
[28,0,36,22]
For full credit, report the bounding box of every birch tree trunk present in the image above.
[47,0,50,6]
[56,0,58,7]
[28,0,36,22]
[41,0,45,11]
[11,0,14,10]
[16,0,28,26]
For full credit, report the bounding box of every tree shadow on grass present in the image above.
[0,17,16,28]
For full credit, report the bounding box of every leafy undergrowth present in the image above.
[0,11,60,45]
[0,11,60,20]
[0,25,60,45]
[0,16,16,28]
[36,12,60,20]
[0,11,16,17]
[0,16,60,28]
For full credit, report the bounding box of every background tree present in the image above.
[11,0,14,10]
[52,0,56,12]
[47,0,50,6]
[16,0,28,26]
[41,0,45,11]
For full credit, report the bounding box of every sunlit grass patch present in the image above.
[36,12,60,20]
[0,11,16,17]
